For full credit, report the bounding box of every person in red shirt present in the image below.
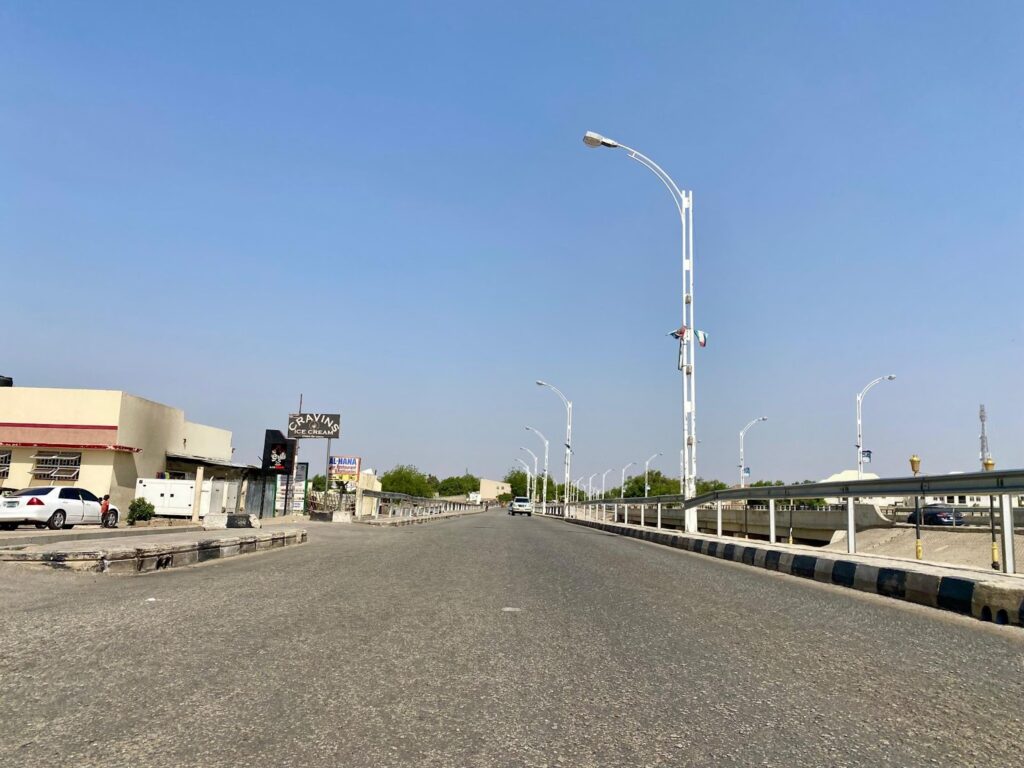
[100,495,111,527]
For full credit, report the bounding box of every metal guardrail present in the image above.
[361,490,476,519]
[542,469,1024,575]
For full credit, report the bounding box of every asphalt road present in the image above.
[2,511,1022,767]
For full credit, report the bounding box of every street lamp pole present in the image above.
[525,426,549,516]
[537,380,572,515]
[584,131,696,500]
[856,375,896,479]
[521,447,539,504]
[588,472,598,501]
[644,452,662,498]
[514,458,533,503]
[601,469,613,499]
[621,461,635,499]
[738,417,768,488]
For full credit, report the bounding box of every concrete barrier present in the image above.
[560,517,1024,628]
[0,529,307,574]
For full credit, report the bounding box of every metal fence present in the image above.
[538,469,1024,575]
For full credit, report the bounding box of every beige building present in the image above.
[479,478,512,501]
[0,387,236,510]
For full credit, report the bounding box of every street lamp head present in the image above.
[583,131,619,149]
[760,416,768,421]
[886,375,896,381]
[535,380,546,387]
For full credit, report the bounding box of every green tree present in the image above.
[619,469,678,498]
[438,473,480,496]
[696,477,729,495]
[503,468,529,498]
[426,474,440,494]
[310,474,327,492]
[380,464,435,498]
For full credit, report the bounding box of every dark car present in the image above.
[906,505,966,526]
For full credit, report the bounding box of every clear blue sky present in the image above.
[2,1,1021,484]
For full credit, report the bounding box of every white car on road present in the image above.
[0,487,119,530]
[508,497,533,516]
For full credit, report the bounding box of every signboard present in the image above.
[261,430,296,474]
[288,413,341,439]
[329,455,361,487]
[275,462,308,513]
[861,449,873,464]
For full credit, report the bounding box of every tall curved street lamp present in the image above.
[537,380,572,513]
[601,468,613,499]
[621,461,636,499]
[584,131,697,499]
[644,452,662,498]
[588,472,598,502]
[738,417,768,488]
[856,375,896,479]
[521,447,539,503]
[525,426,549,515]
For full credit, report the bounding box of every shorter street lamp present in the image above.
[621,462,635,499]
[856,375,896,479]
[644,453,662,498]
[910,454,922,560]
[739,417,768,489]
[515,458,533,503]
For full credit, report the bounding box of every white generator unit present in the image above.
[135,478,235,518]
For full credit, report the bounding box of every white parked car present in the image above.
[0,487,119,530]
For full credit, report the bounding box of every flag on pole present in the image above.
[668,325,688,340]
[695,330,708,347]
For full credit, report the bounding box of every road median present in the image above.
[0,528,306,574]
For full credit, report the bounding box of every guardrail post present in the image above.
[657,502,662,529]
[846,497,856,554]
[768,499,777,544]
[640,503,645,528]
[716,500,722,537]
[1000,494,1016,575]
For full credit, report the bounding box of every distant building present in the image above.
[0,387,239,510]
[479,478,512,501]
[821,470,902,506]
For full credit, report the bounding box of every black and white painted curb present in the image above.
[565,518,1024,628]
[0,529,307,574]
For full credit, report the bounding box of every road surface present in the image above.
[2,510,1022,767]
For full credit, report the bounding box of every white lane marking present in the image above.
[502,607,522,612]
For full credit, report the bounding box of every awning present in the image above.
[165,452,254,470]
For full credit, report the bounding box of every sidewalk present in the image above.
[0,527,306,574]
[554,516,1024,628]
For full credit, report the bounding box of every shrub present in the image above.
[497,493,513,504]
[127,497,156,525]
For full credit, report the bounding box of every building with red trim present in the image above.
[0,387,236,510]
